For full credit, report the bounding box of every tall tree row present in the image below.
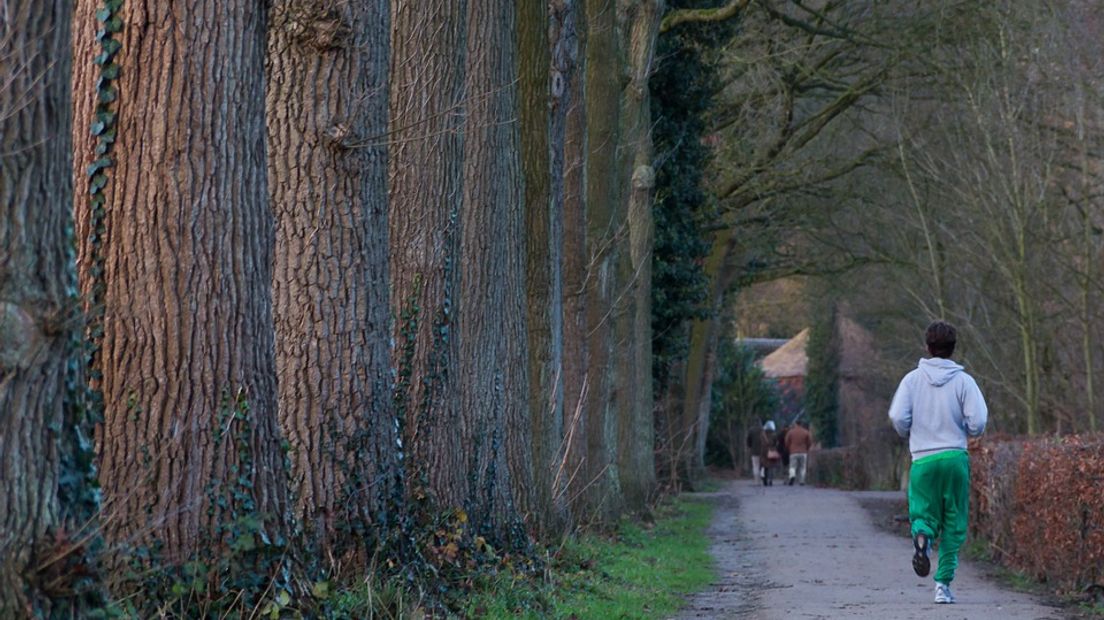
[560,0,662,523]
[2,0,683,609]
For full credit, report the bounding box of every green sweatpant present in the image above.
[908,450,969,585]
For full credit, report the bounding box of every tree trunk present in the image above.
[614,0,660,513]
[581,0,624,523]
[1,1,91,613]
[388,0,467,517]
[72,0,290,560]
[560,0,590,529]
[459,0,530,533]
[266,0,395,553]
[519,0,569,535]
[389,0,528,537]
[679,229,737,483]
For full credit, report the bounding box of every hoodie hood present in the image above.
[917,357,963,387]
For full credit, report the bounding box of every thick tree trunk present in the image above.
[614,0,660,513]
[459,0,530,533]
[0,1,84,613]
[266,0,395,552]
[389,0,528,537]
[560,0,590,529]
[73,0,290,559]
[388,0,467,516]
[519,0,569,535]
[581,0,624,523]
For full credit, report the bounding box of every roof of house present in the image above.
[734,337,790,359]
[759,328,809,379]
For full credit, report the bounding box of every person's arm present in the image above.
[962,375,988,437]
[888,375,913,437]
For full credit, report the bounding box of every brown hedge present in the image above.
[807,427,908,491]
[970,433,1104,592]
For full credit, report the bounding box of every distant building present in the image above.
[758,328,809,424]
[734,337,790,360]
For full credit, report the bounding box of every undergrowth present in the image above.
[464,497,715,619]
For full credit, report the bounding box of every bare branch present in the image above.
[660,0,750,34]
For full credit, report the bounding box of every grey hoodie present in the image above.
[888,358,988,460]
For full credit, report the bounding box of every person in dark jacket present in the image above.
[746,424,765,482]
[760,421,779,486]
[777,424,791,472]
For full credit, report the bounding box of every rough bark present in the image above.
[519,0,568,535]
[0,0,81,613]
[560,0,590,529]
[389,0,528,536]
[266,0,395,551]
[388,0,467,516]
[459,0,530,533]
[581,0,624,523]
[614,0,660,512]
[72,0,290,559]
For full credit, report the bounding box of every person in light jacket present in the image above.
[889,321,987,605]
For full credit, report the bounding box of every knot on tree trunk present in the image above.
[276,1,351,52]
[0,302,42,371]
[632,165,655,191]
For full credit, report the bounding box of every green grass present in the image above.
[468,498,716,619]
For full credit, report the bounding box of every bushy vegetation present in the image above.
[971,434,1104,594]
[706,339,780,469]
[804,308,840,448]
[650,0,734,394]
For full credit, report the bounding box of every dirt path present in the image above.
[674,479,1062,619]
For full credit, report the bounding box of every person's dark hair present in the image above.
[926,321,957,358]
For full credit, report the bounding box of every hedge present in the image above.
[971,434,1104,592]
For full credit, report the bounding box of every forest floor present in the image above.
[673,478,1068,619]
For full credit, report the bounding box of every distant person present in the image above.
[776,424,791,472]
[746,424,765,482]
[760,421,779,486]
[784,421,812,485]
[889,321,987,605]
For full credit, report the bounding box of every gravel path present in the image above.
[674,479,1063,620]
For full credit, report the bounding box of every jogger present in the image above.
[889,321,987,603]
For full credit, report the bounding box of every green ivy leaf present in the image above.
[95,7,111,21]
[101,64,120,80]
[90,120,105,136]
[104,17,123,33]
[86,158,113,176]
[99,86,117,103]
[101,38,122,57]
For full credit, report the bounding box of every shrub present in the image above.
[971,434,1104,593]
